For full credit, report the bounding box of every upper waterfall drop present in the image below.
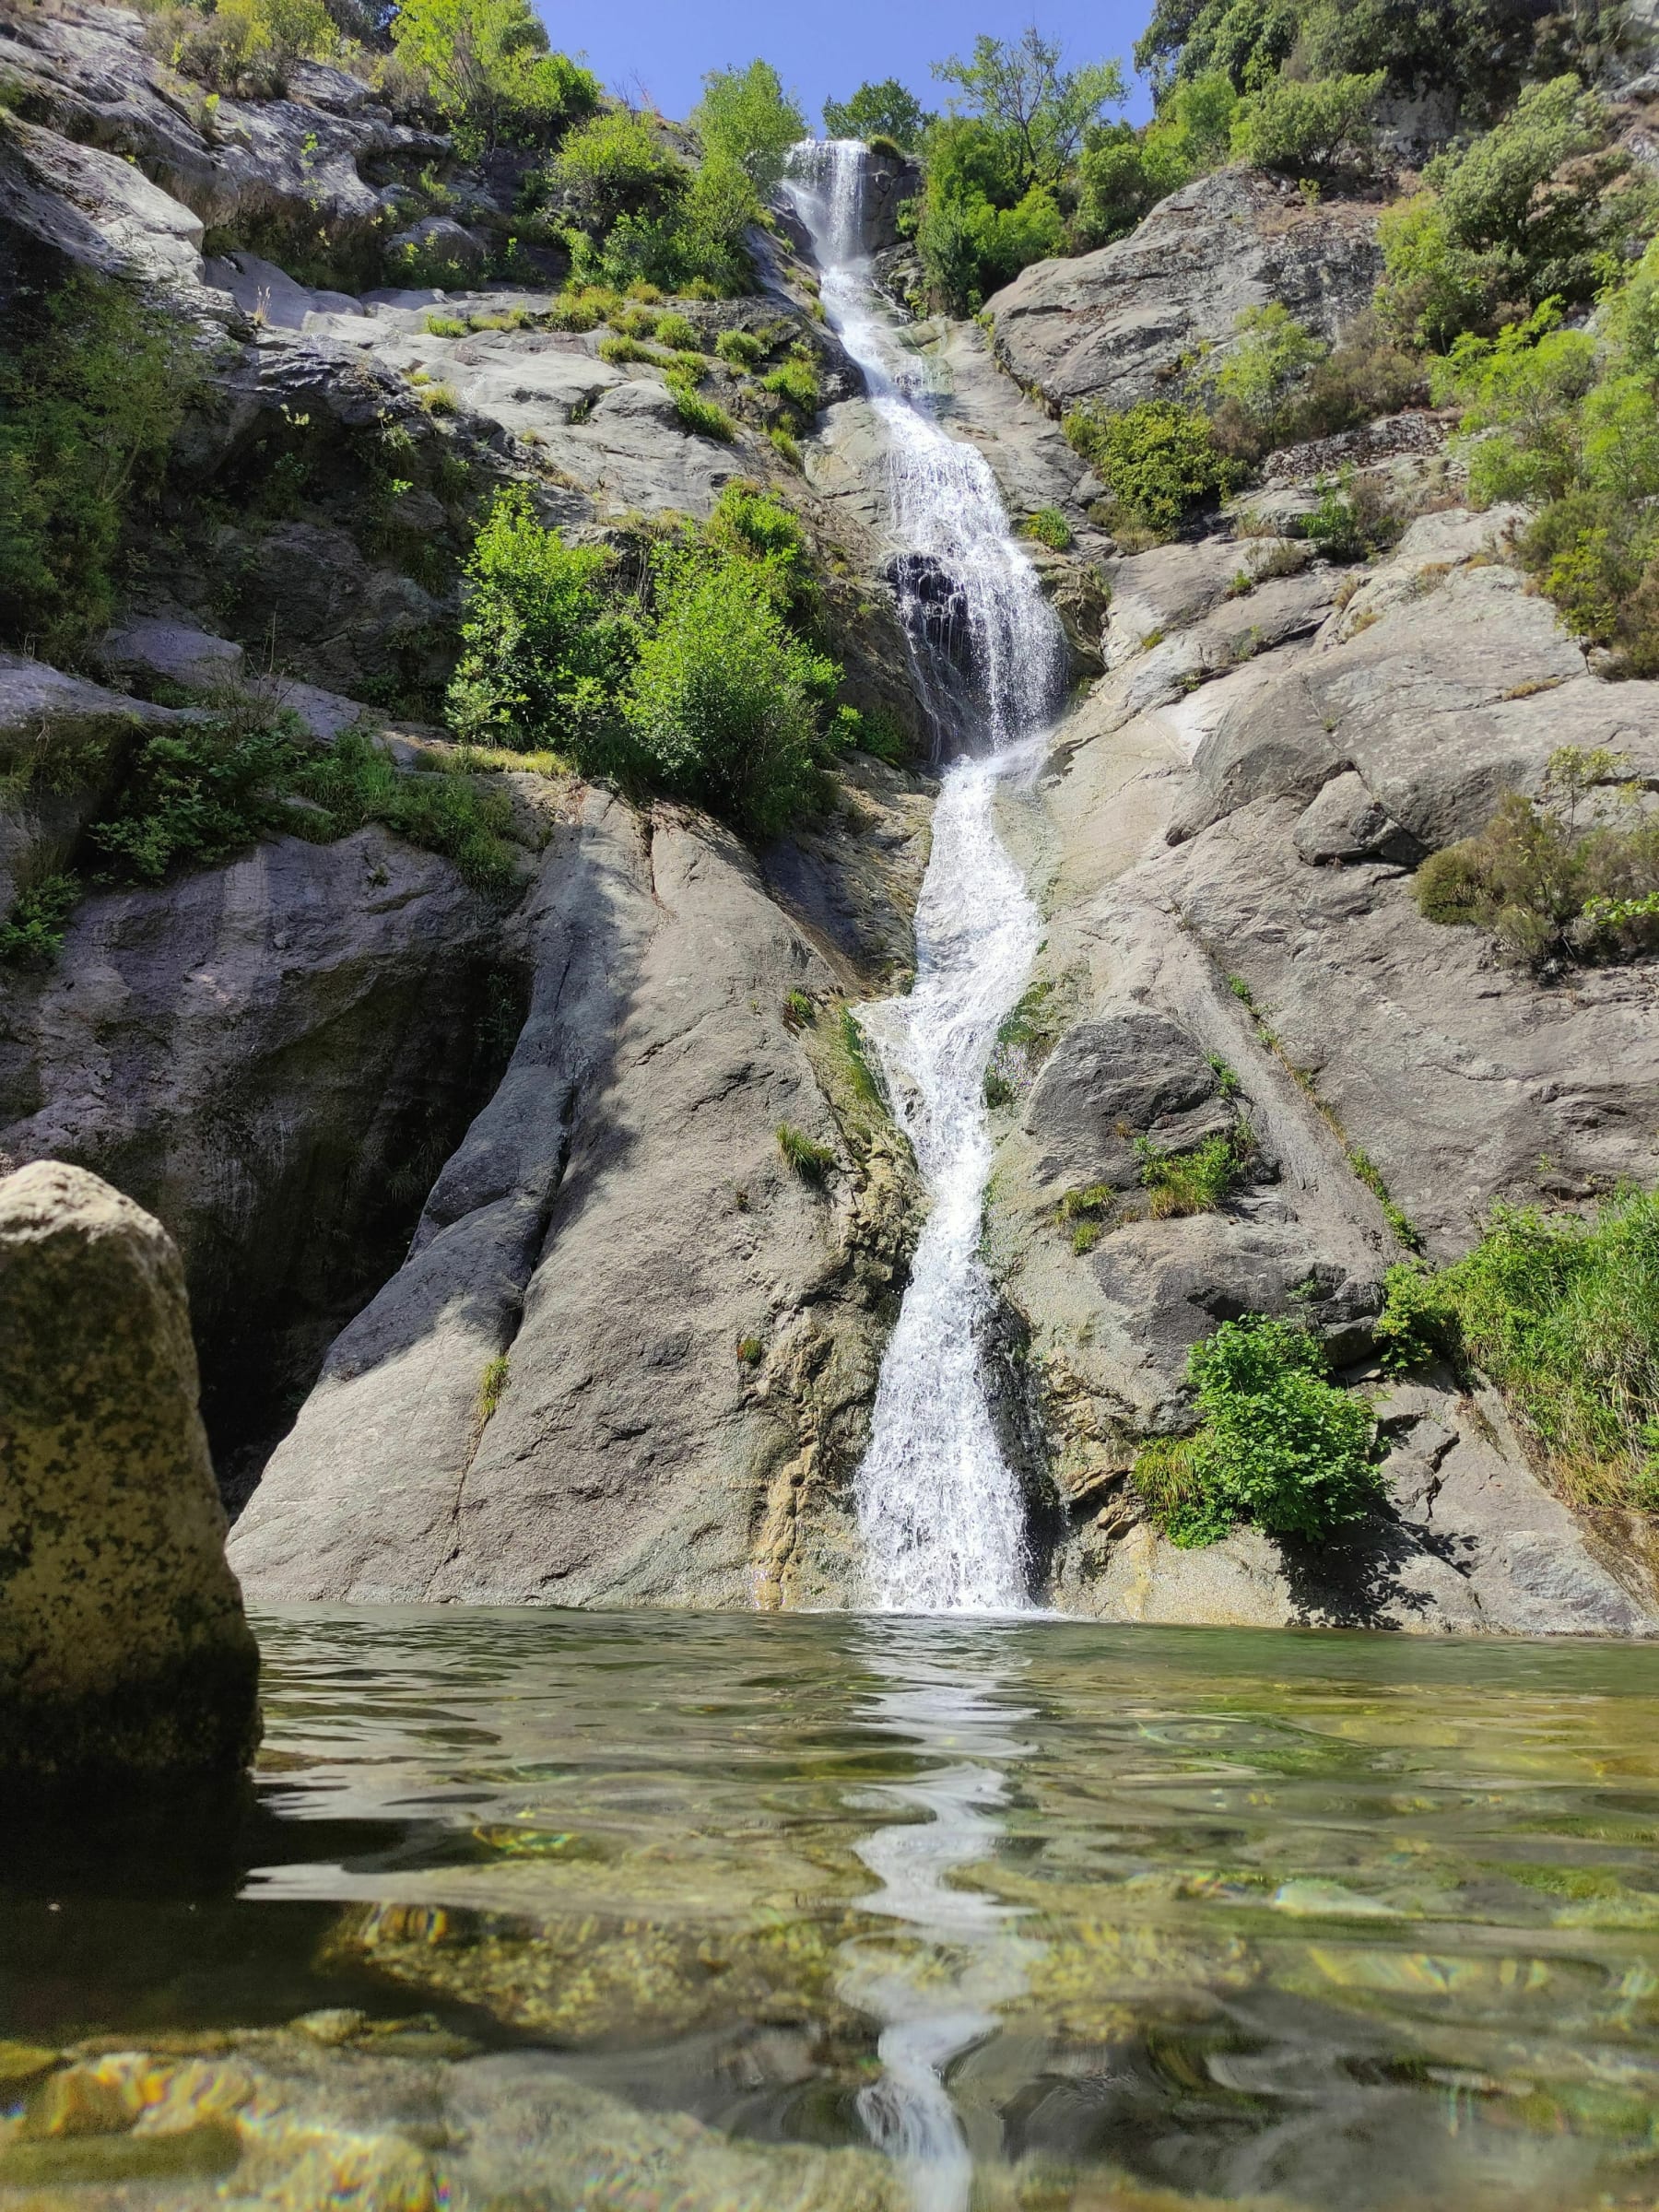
[785,142,1066,1617]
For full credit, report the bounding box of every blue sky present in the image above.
[539,2,1155,131]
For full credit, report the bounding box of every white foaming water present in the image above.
[785,141,1065,1615]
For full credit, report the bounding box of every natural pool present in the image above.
[6,1609,1659,2212]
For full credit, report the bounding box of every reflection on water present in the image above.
[841,1628,1040,2211]
[7,1609,1659,2212]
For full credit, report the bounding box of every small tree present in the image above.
[1230,68,1383,177]
[691,60,806,196]
[390,0,597,156]
[822,77,932,149]
[932,29,1125,192]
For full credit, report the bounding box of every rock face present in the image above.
[984,169,1383,416]
[0,1160,260,1783]
[983,452,1659,1634]
[229,785,927,1606]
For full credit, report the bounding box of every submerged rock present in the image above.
[0,1160,260,1784]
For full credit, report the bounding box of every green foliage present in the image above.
[1134,1314,1382,1547]
[0,276,198,656]
[1021,506,1072,550]
[777,1122,835,1182]
[1376,1188,1659,1512]
[1074,72,1237,247]
[1379,78,1651,349]
[1413,748,1659,966]
[932,29,1125,192]
[1212,308,1425,462]
[653,312,702,351]
[691,60,806,195]
[1230,68,1382,176]
[140,0,336,96]
[293,729,520,893]
[823,78,932,149]
[1300,469,1401,561]
[1135,0,1622,118]
[547,110,688,235]
[446,488,636,759]
[1135,1126,1252,1217]
[477,1353,510,1424]
[666,374,736,441]
[389,0,597,157]
[1213,303,1328,438]
[0,873,78,965]
[1064,400,1243,540]
[760,347,822,427]
[91,711,298,882]
[912,31,1124,310]
[625,545,833,835]
[715,328,764,369]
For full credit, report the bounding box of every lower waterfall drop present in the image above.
[786,142,1067,1614]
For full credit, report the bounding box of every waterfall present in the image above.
[786,144,1066,1616]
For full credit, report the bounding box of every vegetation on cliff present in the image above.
[1379,1187,1659,1513]
[448,484,842,835]
[1134,1315,1382,1548]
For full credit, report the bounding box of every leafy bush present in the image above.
[446,487,637,757]
[1210,306,1426,463]
[1074,72,1235,248]
[1021,507,1072,550]
[91,710,299,882]
[546,110,688,235]
[716,328,764,369]
[760,347,822,428]
[691,60,806,195]
[1378,78,1652,350]
[1133,1314,1382,1547]
[140,0,336,95]
[1135,1126,1252,1218]
[666,375,735,441]
[293,729,520,894]
[823,77,932,149]
[625,545,834,836]
[1376,1187,1659,1512]
[1065,399,1243,540]
[1413,747,1659,966]
[389,0,598,158]
[0,873,79,965]
[654,312,702,351]
[1300,469,1401,561]
[0,276,198,656]
[916,175,1066,315]
[1230,69,1383,177]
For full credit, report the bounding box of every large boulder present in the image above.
[984,169,1382,417]
[0,1160,261,1784]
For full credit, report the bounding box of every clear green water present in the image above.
[8,1608,1659,2211]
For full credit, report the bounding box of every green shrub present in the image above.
[1375,1188,1659,1512]
[760,348,822,427]
[691,60,806,195]
[1074,72,1235,248]
[822,77,932,149]
[1135,1127,1251,1218]
[546,110,688,234]
[292,729,520,894]
[1301,470,1400,562]
[477,1353,510,1423]
[777,1122,835,1182]
[782,987,816,1028]
[446,487,637,758]
[0,276,198,656]
[1133,1314,1382,1548]
[389,0,597,157]
[0,873,79,964]
[716,328,764,370]
[1021,507,1072,551]
[425,313,468,337]
[625,545,835,836]
[91,710,299,882]
[140,0,336,96]
[1413,746,1659,967]
[1377,78,1653,351]
[654,312,702,351]
[1230,69,1383,177]
[666,376,735,441]
[1064,400,1242,540]
[1211,303,1328,449]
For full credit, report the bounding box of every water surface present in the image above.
[8,1611,1659,2210]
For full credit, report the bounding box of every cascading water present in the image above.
[786,141,1067,1615]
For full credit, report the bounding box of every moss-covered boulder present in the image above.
[0,1160,260,1785]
